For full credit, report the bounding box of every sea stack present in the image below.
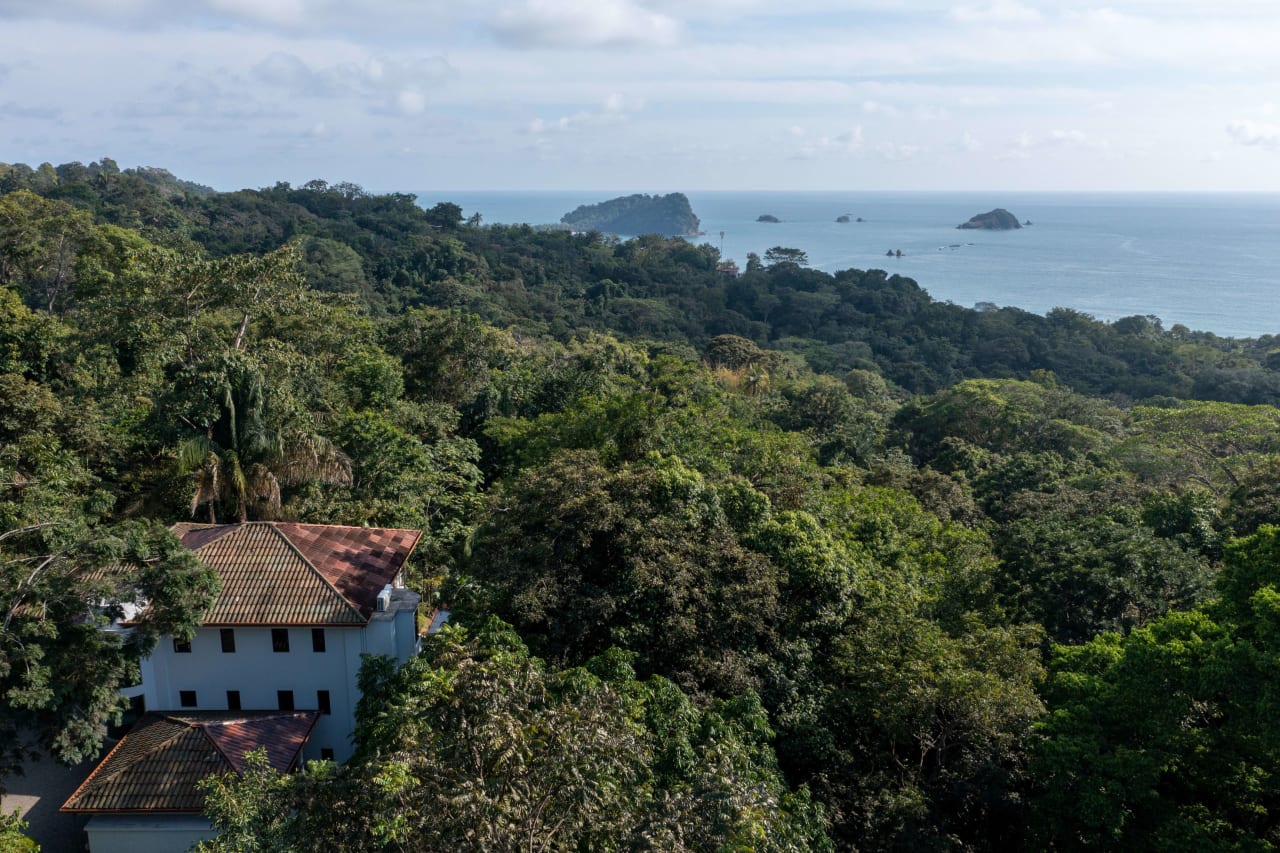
[957,209,1022,230]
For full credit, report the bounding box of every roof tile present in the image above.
[171,522,421,625]
[62,711,318,813]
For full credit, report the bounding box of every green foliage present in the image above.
[10,160,1280,850]
[201,622,830,851]
[560,193,700,237]
[464,452,779,696]
[0,520,219,767]
[1029,527,1280,849]
[0,811,38,853]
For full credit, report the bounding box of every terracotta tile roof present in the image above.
[61,711,318,814]
[170,522,421,625]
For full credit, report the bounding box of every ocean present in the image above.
[416,191,1280,340]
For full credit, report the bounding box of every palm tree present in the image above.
[176,356,350,523]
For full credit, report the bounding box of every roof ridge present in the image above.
[273,520,422,534]
[265,524,367,623]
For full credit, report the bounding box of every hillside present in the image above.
[4,157,1280,850]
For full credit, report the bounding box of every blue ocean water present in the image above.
[417,191,1280,339]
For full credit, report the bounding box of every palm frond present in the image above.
[276,432,353,487]
[189,453,220,517]
[176,434,219,473]
[245,463,283,520]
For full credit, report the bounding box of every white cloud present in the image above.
[250,51,452,120]
[877,141,923,160]
[1008,128,1109,152]
[790,126,863,160]
[1227,120,1280,150]
[949,1,1042,25]
[528,92,642,133]
[207,0,306,27]
[493,0,682,49]
[397,90,426,115]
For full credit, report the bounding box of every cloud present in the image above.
[876,141,923,160]
[1006,128,1109,154]
[791,126,864,159]
[948,1,1042,25]
[493,0,682,48]
[251,51,452,119]
[528,92,642,133]
[397,90,426,115]
[207,0,306,27]
[1227,120,1280,151]
[0,101,61,119]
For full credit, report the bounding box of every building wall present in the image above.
[84,814,215,853]
[140,623,403,763]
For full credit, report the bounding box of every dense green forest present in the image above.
[3,158,1280,850]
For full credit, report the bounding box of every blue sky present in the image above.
[2,0,1279,192]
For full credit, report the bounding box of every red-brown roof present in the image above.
[170,522,421,625]
[61,711,318,813]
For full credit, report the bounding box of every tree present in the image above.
[423,201,464,231]
[764,246,809,268]
[174,353,351,523]
[1029,526,1280,849]
[0,190,98,313]
[198,621,831,851]
[0,811,38,852]
[463,452,781,697]
[1,520,219,771]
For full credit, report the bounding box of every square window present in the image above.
[173,637,191,654]
[179,690,197,708]
[220,628,236,653]
[311,628,326,653]
[320,748,335,761]
[226,690,241,711]
[272,629,290,653]
[277,690,294,711]
[317,690,331,715]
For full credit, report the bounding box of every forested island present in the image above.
[4,157,1280,850]
[958,208,1022,230]
[560,191,700,236]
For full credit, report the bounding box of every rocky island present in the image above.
[836,215,850,223]
[757,214,780,223]
[561,193,700,237]
[957,208,1022,230]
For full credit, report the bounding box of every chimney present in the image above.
[376,584,393,612]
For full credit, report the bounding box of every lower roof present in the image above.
[61,710,318,814]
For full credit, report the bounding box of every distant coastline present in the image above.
[418,190,1280,338]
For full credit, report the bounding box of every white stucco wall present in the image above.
[140,623,386,763]
[138,591,419,764]
[85,814,214,853]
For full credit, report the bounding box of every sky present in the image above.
[2,0,1280,192]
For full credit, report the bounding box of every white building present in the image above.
[63,521,424,852]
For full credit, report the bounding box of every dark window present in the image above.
[173,637,191,654]
[220,628,236,653]
[226,690,241,711]
[311,628,326,653]
[320,748,335,761]
[317,690,331,715]
[272,629,290,653]
[179,690,197,708]
[277,690,294,711]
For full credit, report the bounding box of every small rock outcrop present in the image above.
[836,215,851,223]
[957,209,1022,230]
[757,214,780,223]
